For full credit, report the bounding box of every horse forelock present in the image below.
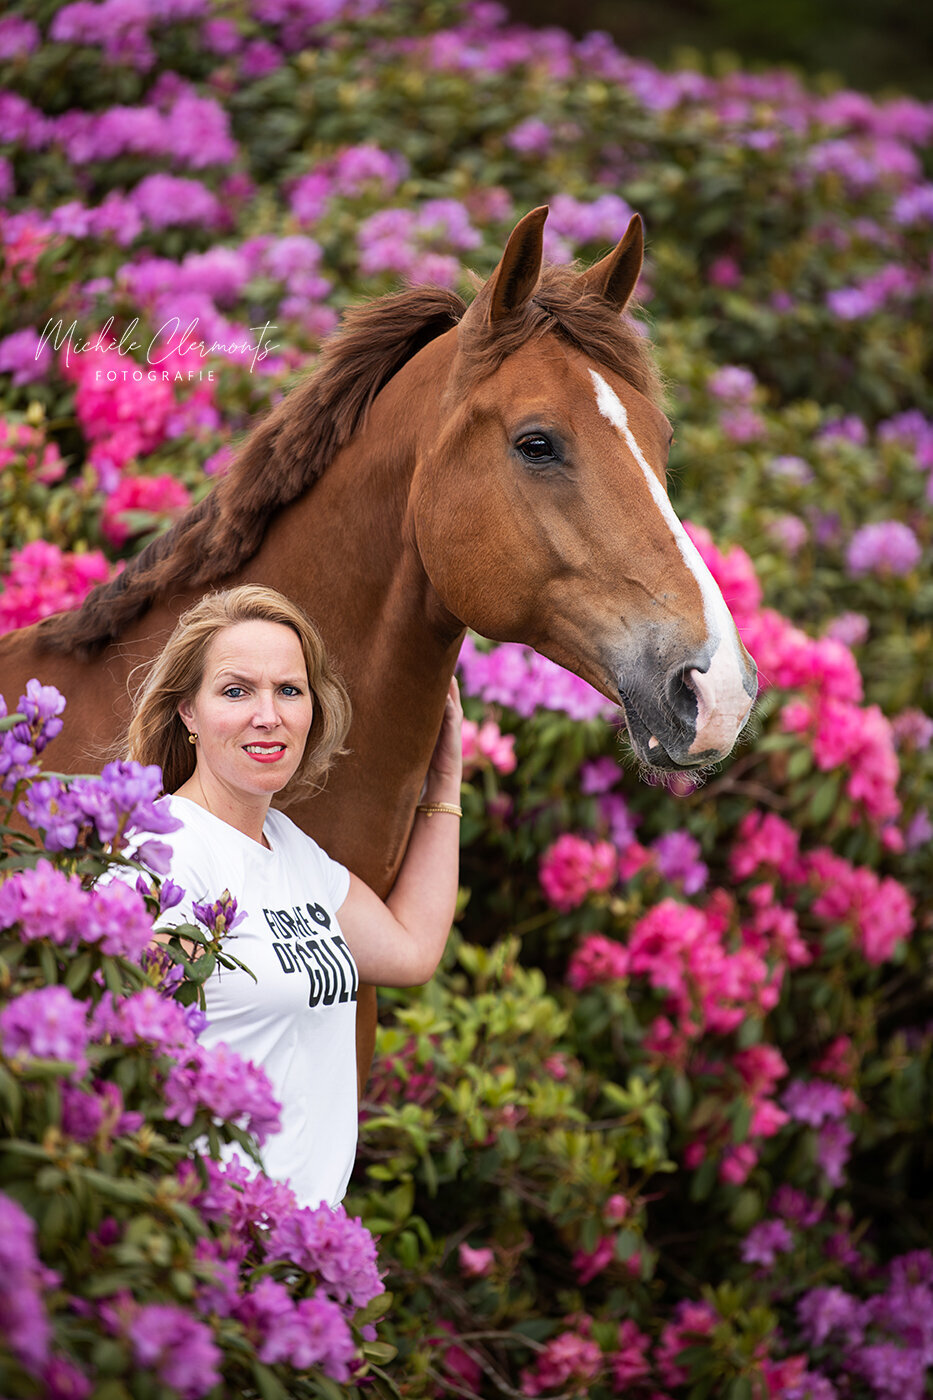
[455,263,665,408]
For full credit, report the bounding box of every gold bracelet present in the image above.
[416,802,463,818]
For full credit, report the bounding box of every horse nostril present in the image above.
[666,667,700,728]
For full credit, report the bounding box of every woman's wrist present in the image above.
[421,771,462,806]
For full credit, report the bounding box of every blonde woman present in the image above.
[127,585,462,1209]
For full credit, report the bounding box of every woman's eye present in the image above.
[516,434,558,464]
[280,685,301,697]
[223,686,245,698]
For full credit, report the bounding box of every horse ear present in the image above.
[486,205,548,322]
[580,212,644,312]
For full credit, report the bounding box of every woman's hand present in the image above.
[425,676,463,794]
[339,674,463,989]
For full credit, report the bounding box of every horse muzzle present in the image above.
[618,645,758,770]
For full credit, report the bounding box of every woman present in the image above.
[126,584,462,1210]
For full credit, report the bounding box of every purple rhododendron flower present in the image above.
[0,860,87,944]
[0,14,40,59]
[708,364,758,402]
[797,1286,864,1347]
[18,679,66,748]
[815,1119,854,1187]
[904,808,932,850]
[92,986,197,1056]
[766,454,814,484]
[824,611,870,647]
[157,877,186,911]
[0,985,90,1076]
[192,890,246,937]
[653,830,708,894]
[1,682,67,790]
[62,1081,143,1143]
[163,1041,282,1144]
[0,1192,58,1373]
[128,1303,222,1399]
[846,520,922,577]
[266,1202,385,1308]
[192,1239,240,1317]
[855,1341,927,1400]
[741,1219,794,1266]
[782,1079,848,1126]
[580,757,622,794]
[458,635,613,720]
[0,327,53,386]
[18,778,83,851]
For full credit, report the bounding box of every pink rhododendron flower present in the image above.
[520,1327,602,1395]
[66,345,175,471]
[0,417,65,483]
[806,849,913,963]
[734,1044,789,1097]
[618,839,651,881]
[430,1320,483,1392]
[566,932,629,989]
[459,1242,495,1277]
[573,1235,615,1284]
[656,1301,717,1387]
[539,833,616,912]
[100,470,190,544]
[604,1194,630,1224]
[626,897,777,1039]
[611,1319,651,1389]
[720,1142,758,1184]
[461,717,517,777]
[778,695,901,826]
[643,1014,691,1066]
[0,540,111,634]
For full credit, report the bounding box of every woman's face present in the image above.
[177,620,314,802]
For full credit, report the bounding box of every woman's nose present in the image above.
[251,691,280,726]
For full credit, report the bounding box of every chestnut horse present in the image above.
[0,207,757,1085]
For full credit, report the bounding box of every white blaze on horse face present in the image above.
[589,369,754,756]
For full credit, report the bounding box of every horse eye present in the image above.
[516,434,558,465]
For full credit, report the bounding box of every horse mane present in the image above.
[37,263,662,658]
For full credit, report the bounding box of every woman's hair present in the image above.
[126,585,351,800]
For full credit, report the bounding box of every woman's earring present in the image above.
[188,732,198,745]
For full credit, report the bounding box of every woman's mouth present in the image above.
[243,742,287,763]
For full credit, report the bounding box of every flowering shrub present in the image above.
[1,1,932,1396]
[0,687,391,1397]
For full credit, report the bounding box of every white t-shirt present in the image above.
[156,795,358,1210]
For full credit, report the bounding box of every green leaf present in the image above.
[186,951,217,984]
[690,1155,718,1202]
[249,1361,288,1400]
[355,1290,393,1326]
[312,1375,351,1400]
[807,774,841,825]
[362,1341,397,1365]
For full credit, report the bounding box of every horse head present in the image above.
[410,206,758,770]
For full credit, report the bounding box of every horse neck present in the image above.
[251,337,464,894]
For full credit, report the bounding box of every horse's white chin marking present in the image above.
[589,369,753,753]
